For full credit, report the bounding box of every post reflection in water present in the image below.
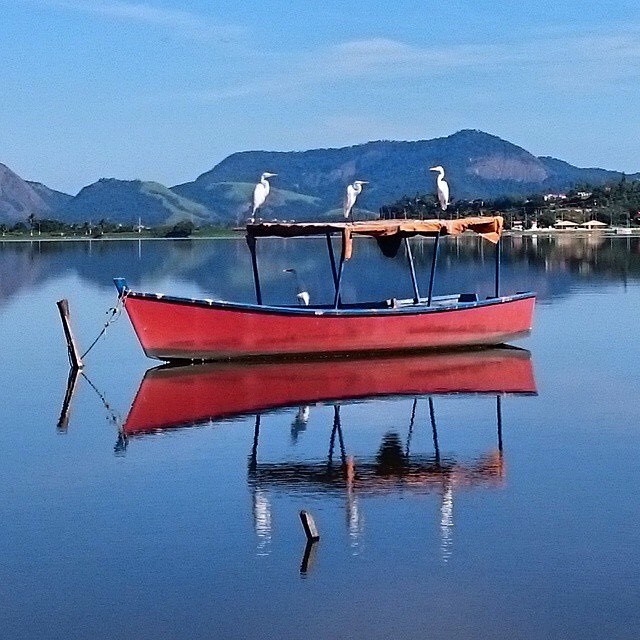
[249,395,509,563]
[112,347,536,562]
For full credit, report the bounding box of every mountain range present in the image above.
[1,130,637,225]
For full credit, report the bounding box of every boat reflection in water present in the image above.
[122,347,537,563]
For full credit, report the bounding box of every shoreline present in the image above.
[1,228,639,243]
[0,234,244,243]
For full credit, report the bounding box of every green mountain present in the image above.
[55,178,215,226]
[172,180,325,223]
[3,130,638,227]
[26,181,72,212]
[174,130,637,220]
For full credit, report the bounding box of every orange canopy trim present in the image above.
[247,216,503,259]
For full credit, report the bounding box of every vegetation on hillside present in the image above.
[382,178,640,228]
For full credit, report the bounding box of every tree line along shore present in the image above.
[2,178,639,240]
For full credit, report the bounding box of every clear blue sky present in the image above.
[1,0,639,193]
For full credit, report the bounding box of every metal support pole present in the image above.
[326,233,338,289]
[333,257,345,309]
[328,405,340,466]
[404,237,420,304]
[405,397,418,457]
[246,235,262,305]
[428,397,440,464]
[326,233,342,306]
[496,395,503,453]
[427,233,440,306]
[495,239,501,298]
[249,414,261,472]
[336,408,346,464]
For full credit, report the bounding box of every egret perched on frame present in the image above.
[343,180,369,220]
[429,166,450,211]
[283,268,310,306]
[251,172,277,221]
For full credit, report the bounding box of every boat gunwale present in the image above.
[123,289,536,318]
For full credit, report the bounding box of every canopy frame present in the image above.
[244,217,504,308]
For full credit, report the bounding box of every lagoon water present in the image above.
[1,234,640,639]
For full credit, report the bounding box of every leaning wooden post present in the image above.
[299,510,320,542]
[56,299,84,369]
[300,539,318,575]
[57,365,81,431]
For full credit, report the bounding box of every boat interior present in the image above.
[271,293,481,311]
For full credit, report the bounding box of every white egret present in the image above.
[429,166,450,211]
[343,180,369,220]
[283,268,310,306]
[251,172,277,220]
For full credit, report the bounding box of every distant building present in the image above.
[543,193,567,202]
[577,191,592,199]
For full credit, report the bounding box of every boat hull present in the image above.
[121,291,535,361]
[124,347,536,435]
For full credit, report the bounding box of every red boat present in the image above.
[123,347,536,436]
[114,217,535,361]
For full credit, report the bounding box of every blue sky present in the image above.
[1,0,639,193]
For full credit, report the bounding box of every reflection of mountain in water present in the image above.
[2,234,639,307]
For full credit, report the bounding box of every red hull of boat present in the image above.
[123,348,536,434]
[122,292,535,361]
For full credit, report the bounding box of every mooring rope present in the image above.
[80,291,128,359]
[81,371,120,426]
[81,371,127,453]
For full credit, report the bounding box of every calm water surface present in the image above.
[1,234,640,639]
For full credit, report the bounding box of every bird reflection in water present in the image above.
[248,415,273,556]
[103,348,533,565]
[252,488,272,557]
[440,483,454,562]
[345,455,363,553]
[290,405,310,443]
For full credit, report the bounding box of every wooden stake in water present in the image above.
[56,299,84,370]
[57,366,81,431]
[299,510,320,542]
[300,540,318,575]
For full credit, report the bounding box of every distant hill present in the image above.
[26,181,72,212]
[177,130,637,220]
[0,163,71,222]
[2,130,638,226]
[55,178,215,226]
[172,179,325,223]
